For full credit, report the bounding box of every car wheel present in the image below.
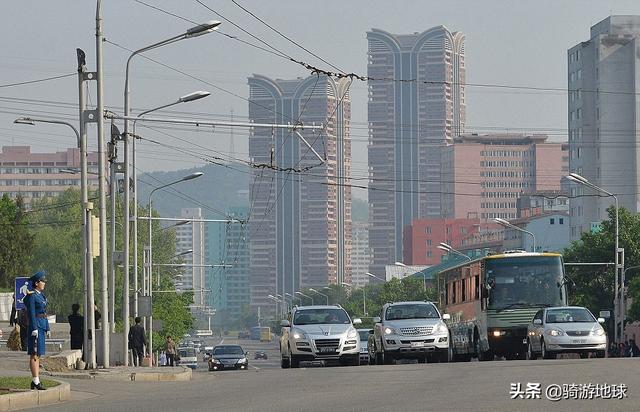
[382,351,394,365]
[541,340,555,359]
[368,346,376,365]
[280,353,290,369]
[526,340,537,360]
[290,355,300,368]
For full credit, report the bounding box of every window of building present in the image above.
[559,218,564,225]
[425,226,432,234]
[550,218,555,225]
[426,239,432,246]
[426,251,432,258]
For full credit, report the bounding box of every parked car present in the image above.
[254,350,268,360]
[526,306,606,359]
[208,345,249,371]
[369,301,450,364]
[280,305,362,368]
[358,329,373,365]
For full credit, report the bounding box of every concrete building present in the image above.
[205,206,250,326]
[0,146,99,205]
[568,16,640,240]
[516,190,569,218]
[442,134,568,220]
[367,26,466,278]
[175,208,205,308]
[248,74,351,316]
[501,212,570,253]
[403,218,498,266]
[351,222,371,288]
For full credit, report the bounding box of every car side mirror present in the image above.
[372,317,381,323]
[442,314,451,320]
[352,318,362,325]
[280,319,290,327]
[598,317,605,324]
[533,319,542,325]
[368,329,374,334]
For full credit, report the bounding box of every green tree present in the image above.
[0,195,34,289]
[563,206,640,321]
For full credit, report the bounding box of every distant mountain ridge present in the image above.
[139,162,250,218]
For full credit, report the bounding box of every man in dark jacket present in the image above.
[68,303,84,352]
[128,317,147,366]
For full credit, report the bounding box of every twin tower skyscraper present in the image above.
[247,26,466,315]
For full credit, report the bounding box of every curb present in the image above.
[0,380,70,411]
[43,367,192,382]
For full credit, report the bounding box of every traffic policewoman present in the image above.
[24,271,49,390]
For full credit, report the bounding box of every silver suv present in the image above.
[369,301,450,364]
[280,305,362,368]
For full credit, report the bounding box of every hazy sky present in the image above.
[2,0,639,200]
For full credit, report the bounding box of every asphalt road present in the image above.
[27,337,639,412]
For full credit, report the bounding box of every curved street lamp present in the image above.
[492,218,536,253]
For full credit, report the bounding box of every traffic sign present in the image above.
[14,277,32,311]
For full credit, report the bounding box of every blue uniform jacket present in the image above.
[25,291,50,333]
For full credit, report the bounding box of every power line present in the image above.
[0,73,75,89]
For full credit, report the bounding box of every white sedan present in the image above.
[526,306,607,359]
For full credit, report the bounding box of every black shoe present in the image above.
[31,381,46,390]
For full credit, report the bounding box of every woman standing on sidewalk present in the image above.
[24,271,49,390]
[165,336,177,367]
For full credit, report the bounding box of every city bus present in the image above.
[438,251,568,361]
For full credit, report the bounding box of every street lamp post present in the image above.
[567,172,620,343]
[13,116,95,367]
[146,172,203,365]
[122,21,220,366]
[308,288,329,305]
[295,291,314,305]
[285,292,301,306]
[492,218,536,252]
[131,91,209,318]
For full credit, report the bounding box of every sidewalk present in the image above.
[0,350,191,382]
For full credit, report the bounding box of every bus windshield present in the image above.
[485,255,566,310]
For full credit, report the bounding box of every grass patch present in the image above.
[0,377,59,394]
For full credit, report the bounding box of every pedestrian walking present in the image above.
[9,293,17,327]
[165,335,177,367]
[68,303,84,352]
[128,317,147,367]
[629,339,640,357]
[24,271,49,390]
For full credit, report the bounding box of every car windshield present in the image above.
[179,348,196,357]
[486,255,566,310]
[213,346,244,355]
[546,308,595,323]
[385,303,439,320]
[293,308,351,325]
[358,331,370,341]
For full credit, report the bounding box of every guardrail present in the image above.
[0,338,68,351]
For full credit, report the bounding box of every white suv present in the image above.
[280,305,362,368]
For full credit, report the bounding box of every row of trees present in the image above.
[0,191,193,351]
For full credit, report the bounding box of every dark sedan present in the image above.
[208,345,249,371]
[254,350,268,360]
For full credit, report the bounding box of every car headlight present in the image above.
[547,328,564,337]
[211,358,221,364]
[592,328,606,336]
[347,328,357,338]
[436,322,448,333]
[384,327,396,335]
[237,357,247,364]
[292,328,307,340]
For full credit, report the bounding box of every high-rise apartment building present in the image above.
[0,146,99,204]
[350,222,371,288]
[175,208,205,308]
[442,134,568,220]
[248,74,351,316]
[367,26,466,278]
[205,206,250,326]
[568,16,640,240]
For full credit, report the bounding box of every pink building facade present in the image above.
[0,146,99,205]
[442,134,568,220]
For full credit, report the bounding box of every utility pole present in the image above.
[96,0,110,366]
[76,48,93,369]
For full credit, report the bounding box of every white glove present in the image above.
[46,331,51,338]
[31,330,38,337]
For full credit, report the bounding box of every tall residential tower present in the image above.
[367,26,466,277]
[568,16,640,239]
[248,74,351,316]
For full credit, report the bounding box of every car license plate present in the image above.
[572,340,587,344]
[319,347,337,353]
[411,341,425,348]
